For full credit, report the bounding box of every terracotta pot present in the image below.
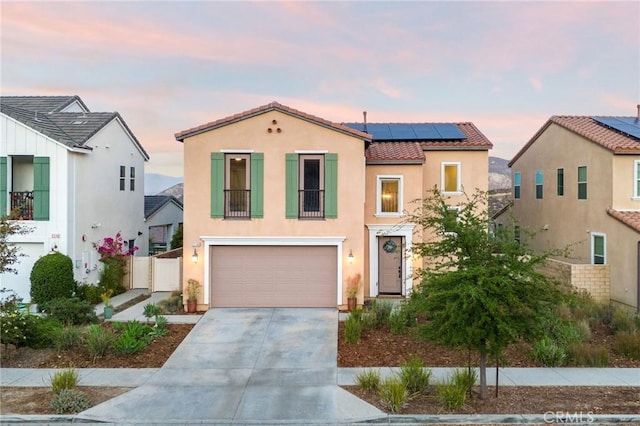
[347,297,357,312]
[187,299,197,313]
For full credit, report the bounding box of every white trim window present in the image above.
[443,205,460,236]
[634,160,640,199]
[376,175,403,216]
[591,232,606,265]
[441,162,461,194]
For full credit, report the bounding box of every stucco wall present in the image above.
[181,110,366,307]
[612,155,640,210]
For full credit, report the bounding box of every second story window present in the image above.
[535,170,543,199]
[578,166,587,200]
[441,162,461,194]
[376,176,402,216]
[513,172,521,199]
[635,160,640,198]
[119,166,126,191]
[286,152,337,219]
[210,152,263,219]
[557,168,564,196]
[130,167,135,191]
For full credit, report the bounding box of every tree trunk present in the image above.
[479,352,487,400]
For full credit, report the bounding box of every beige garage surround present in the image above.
[201,237,345,308]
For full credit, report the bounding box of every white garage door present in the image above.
[210,245,337,307]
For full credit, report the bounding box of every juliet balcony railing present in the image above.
[10,191,34,220]
[299,189,324,219]
[224,189,250,218]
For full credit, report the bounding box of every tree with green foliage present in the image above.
[169,224,183,249]
[409,188,564,399]
[30,252,75,306]
[0,210,30,274]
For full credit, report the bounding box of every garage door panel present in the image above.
[210,245,336,308]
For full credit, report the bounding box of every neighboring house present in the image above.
[175,102,491,309]
[0,95,149,301]
[501,114,640,311]
[145,195,183,254]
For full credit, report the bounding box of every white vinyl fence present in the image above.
[129,255,182,293]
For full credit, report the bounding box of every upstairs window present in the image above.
[210,152,263,219]
[285,153,337,219]
[634,160,640,198]
[557,168,564,196]
[578,166,587,200]
[130,167,135,191]
[441,162,461,194]
[535,170,543,199]
[513,172,521,199]
[443,205,460,235]
[377,176,402,216]
[119,166,126,191]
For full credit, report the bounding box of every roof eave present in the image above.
[366,160,425,165]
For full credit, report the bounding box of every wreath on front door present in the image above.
[383,239,397,253]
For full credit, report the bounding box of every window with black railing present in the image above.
[10,191,34,220]
[225,189,250,218]
[299,189,324,218]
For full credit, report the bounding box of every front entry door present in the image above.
[378,236,403,294]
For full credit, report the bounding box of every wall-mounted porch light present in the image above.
[191,242,201,263]
[348,250,354,264]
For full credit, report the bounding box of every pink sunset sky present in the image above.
[1,1,638,177]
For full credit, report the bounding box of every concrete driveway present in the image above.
[79,308,382,424]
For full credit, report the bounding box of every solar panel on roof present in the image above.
[412,124,441,139]
[593,117,640,140]
[434,123,466,139]
[389,124,417,139]
[366,124,393,139]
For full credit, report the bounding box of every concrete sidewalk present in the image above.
[94,289,201,324]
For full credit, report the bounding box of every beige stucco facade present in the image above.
[508,121,640,310]
[178,103,492,309]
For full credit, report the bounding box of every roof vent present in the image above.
[636,104,639,121]
[363,111,368,133]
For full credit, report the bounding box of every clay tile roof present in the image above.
[175,101,371,142]
[510,116,640,166]
[366,142,425,164]
[607,208,640,233]
[418,122,493,150]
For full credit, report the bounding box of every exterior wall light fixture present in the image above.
[348,250,354,264]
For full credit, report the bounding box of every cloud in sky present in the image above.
[1,1,638,176]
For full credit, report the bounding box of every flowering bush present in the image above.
[0,311,29,346]
[101,289,113,307]
[94,232,137,261]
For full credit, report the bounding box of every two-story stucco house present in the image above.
[175,102,492,310]
[0,96,149,301]
[505,114,640,311]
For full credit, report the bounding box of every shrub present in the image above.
[115,331,148,355]
[567,343,609,366]
[0,311,30,347]
[398,357,431,394]
[611,308,638,333]
[452,367,477,393]
[436,375,467,410]
[74,283,102,305]
[0,287,23,313]
[389,301,418,335]
[30,252,74,306]
[85,324,115,360]
[51,389,92,414]
[53,326,84,351]
[378,376,407,413]
[150,316,168,338]
[143,303,160,322]
[344,311,362,344]
[371,300,393,328]
[99,258,127,296]
[49,368,79,394]
[41,297,98,325]
[158,291,183,314]
[613,331,640,360]
[355,369,381,391]
[25,316,61,349]
[532,337,566,367]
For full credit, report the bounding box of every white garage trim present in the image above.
[200,236,346,305]
[366,224,415,298]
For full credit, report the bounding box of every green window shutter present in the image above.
[250,153,264,218]
[325,153,338,219]
[285,154,298,218]
[33,157,50,221]
[0,157,6,216]
[210,153,224,218]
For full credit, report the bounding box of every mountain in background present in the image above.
[145,174,183,196]
[489,156,511,191]
[145,156,511,204]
